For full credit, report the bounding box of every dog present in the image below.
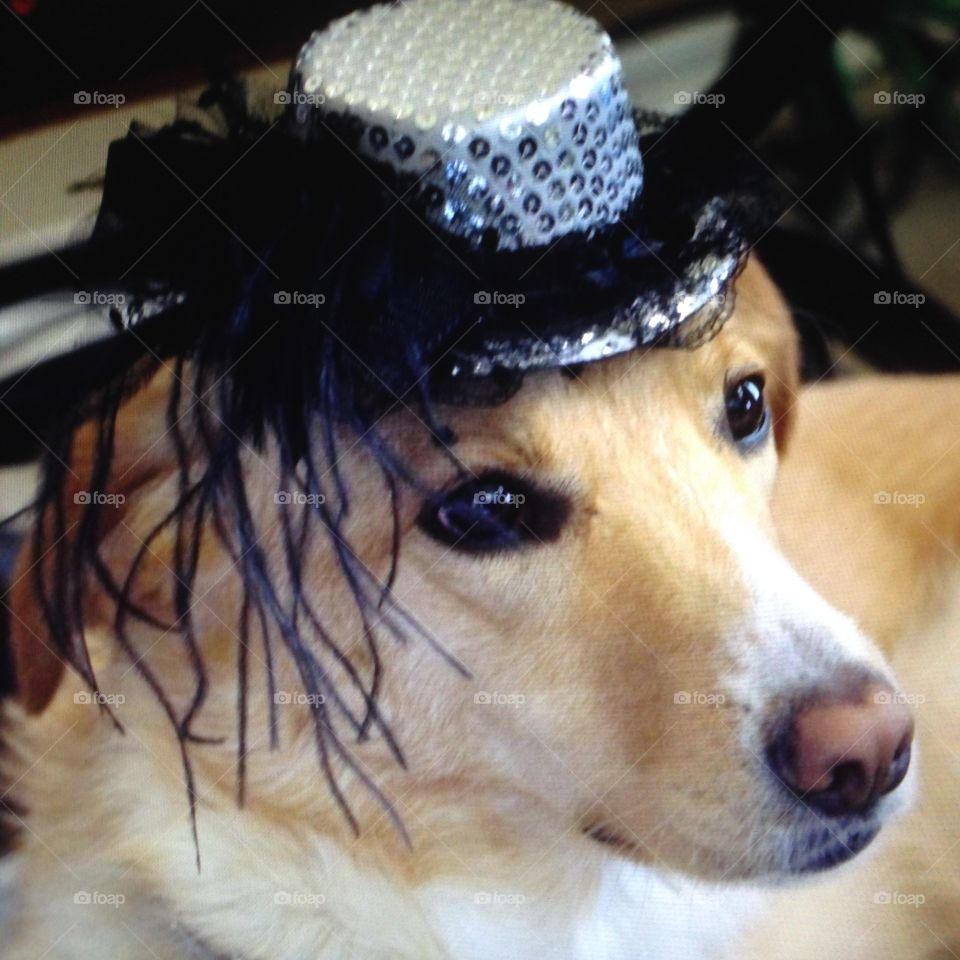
[0,257,941,959]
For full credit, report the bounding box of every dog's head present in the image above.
[362,257,914,881]
[8,258,914,884]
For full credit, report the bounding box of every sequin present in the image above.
[533,160,552,181]
[466,175,489,198]
[445,159,469,186]
[441,122,467,144]
[484,194,506,216]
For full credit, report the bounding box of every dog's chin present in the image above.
[708,809,893,882]
[581,766,915,882]
[771,765,918,879]
[785,821,881,875]
[582,815,886,883]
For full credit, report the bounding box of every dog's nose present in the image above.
[767,683,914,817]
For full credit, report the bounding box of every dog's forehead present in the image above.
[430,346,724,464]
[392,273,779,477]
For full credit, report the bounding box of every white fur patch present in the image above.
[716,519,918,833]
[418,858,767,960]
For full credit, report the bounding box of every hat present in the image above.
[291,0,644,252]
[282,0,753,380]
[0,0,775,427]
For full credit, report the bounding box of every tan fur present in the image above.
[735,376,960,960]
[1,259,954,959]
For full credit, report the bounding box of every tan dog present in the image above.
[1,258,945,959]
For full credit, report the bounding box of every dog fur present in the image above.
[2,258,954,959]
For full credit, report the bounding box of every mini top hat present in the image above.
[280,0,755,378]
[0,0,777,443]
[290,0,644,252]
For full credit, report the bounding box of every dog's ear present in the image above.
[5,368,177,714]
[735,256,800,453]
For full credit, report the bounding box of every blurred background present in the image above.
[1,0,959,675]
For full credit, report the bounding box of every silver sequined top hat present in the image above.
[290,0,643,253]
[279,0,762,377]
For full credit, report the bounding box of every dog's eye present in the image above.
[725,374,768,447]
[417,471,570,553]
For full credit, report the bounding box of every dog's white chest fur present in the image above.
[417,860,768,960]
[1,842,767,960]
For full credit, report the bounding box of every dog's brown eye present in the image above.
[726,374,768,447]
[417,471,570,553]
